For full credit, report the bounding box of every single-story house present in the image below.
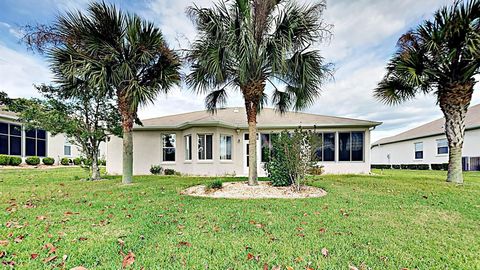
[0,109,105,164]
[106,108,381,176]
[371,103,480,171]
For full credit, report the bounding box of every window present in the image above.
[437,139,448,155]
[184,135,192,161]
[0,122,22,156]
[339,132,364,161]
[162,134,176,162]
[64,136,72,156]
[414,142,423,159]
[25,128,47,157]
[198,134,213,160]
[312,132,336,161]
[220,135,232,160]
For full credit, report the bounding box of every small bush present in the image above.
[371,164,392,169]
[431,163,448,170]
[73,157,82,165]
[26,156,41,165]
[392,164,401,169]
[84,159,92,166]
[307,164,324,175]
[60,157,70,166]
[206,179,222,190]
[164,168,175,175]
[0,155,11,165]
[9,156,22,166]
[42,157,55,165]
[98,159,107,166]
[150,165,163,175]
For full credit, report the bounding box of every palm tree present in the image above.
[186,0,332,185]
[49,2,181,184]
[375,0,479,184]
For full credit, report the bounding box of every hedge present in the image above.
[372,164,436,170]
[431,163,449,170]
[371,164,392,169]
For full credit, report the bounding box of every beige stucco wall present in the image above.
[107,126,373,176]
[371,129,480,165]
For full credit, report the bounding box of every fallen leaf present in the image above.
[122,251,135,268]
[118,239,125,246]
[319,228,326,233]
[349,265,359,270]
[286,267,294,270]
[78,237,88,241]
[263,263,268,270]
[2,261,15,267]
[272,266,281,270]
[177,241,191,247]
[70,267,88,270]
[36,216,47,221]
[0,251,5,258]
[63,254,68,261]
[14,235,24,243]
[30,254,38,260]
[43,255,57,263]
[247,253,254,260]
[321,247,329,257]
[44,243,56,254]
[0,240,9,246]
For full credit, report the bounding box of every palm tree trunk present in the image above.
[439,81,474,184]
[246,104,258,186]
[118,93,134,184]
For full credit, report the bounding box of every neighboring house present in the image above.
[0,110,105,164]
[106,108,381,176]
[371,103,480,171]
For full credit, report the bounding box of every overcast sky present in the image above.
[0,0,478,142]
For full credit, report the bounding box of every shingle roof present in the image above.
[136,107,381,130]
[373,103,480,146]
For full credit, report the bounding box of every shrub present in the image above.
[83,159,92,166]
[371,164,392,169]
[206,179,222,190]
[400,164,430,170]
[264,129,320,189]
[164,168,175,175]
[431,163,448,170]
[392,164,401,169]
[9,156,22,166]
[60,157,70,166]
[307,164,324,175]
[73,157,82,165]
[150,165,163,175]
[42,157,55,165]
[98,159,107,166]
[26,156,41,165]
[0,155,11,165]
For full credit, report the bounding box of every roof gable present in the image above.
[373,103,480,145]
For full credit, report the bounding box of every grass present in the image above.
[0,168,479,269]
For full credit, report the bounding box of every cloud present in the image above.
[0,45,51,98]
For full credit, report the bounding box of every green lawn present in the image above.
[0,168,479,269]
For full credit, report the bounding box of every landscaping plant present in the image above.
[60,157,70,166]
[9,156,22,166]
[264,130,319,191]
[25,156,40,165]
[375,0,480,183]
[206,179,223,190]
[150,165,163,175]
[164,169,176,176]
[0,155,11,166]
[42,157,55,166]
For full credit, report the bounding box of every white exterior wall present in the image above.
[107,127,373,176]
[371,129,480,165]
[0,115,106,164]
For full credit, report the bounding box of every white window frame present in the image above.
[64,136,72,156]
[436,138,449,155]
[219,134,233,161]
[162,134,176,162]
[414,142,423,160]
[198,134,213,161]
[184,135,192,161]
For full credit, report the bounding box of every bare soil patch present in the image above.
[181,181,327,199]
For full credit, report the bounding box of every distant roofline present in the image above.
[371,125,480,148]
[136,107,381,131]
